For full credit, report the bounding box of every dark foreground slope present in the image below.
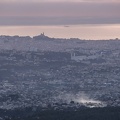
[0,107,120,120]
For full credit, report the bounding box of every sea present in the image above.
[0,24,120,40]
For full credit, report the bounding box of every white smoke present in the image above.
[58,92,106,108]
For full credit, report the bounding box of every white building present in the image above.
[71,53,98,62]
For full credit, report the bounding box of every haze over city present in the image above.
[1,0,120,120]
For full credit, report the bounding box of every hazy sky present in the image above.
[0,0,120,25]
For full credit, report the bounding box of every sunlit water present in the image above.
[0,24,120,40]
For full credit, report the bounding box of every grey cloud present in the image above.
[0,2,120,25]
[0,16,119,26]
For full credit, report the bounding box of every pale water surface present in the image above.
[0,24,120,40]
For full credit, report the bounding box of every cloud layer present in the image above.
[0,0,120,25]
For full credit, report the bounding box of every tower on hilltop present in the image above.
[41,32,44,36]
[33,32,50,40]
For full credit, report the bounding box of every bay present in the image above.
[0,24,120,40]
